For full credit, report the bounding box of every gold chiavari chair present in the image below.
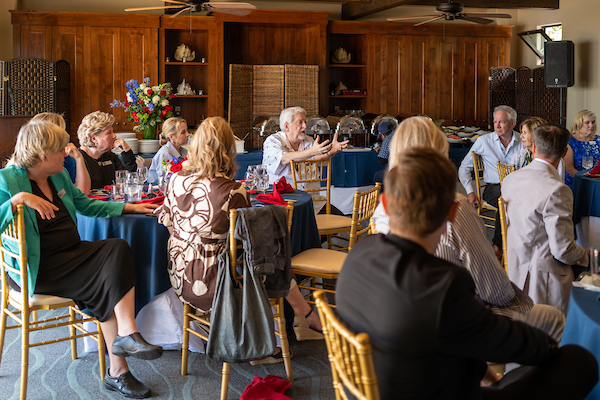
[497,161,516,186]
[472,151,498,229]
[498,196,509,274]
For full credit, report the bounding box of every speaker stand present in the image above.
[559,87,564,127]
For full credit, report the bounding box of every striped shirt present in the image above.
[372,193,533,317]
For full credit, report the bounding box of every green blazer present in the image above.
[0,165,125,295]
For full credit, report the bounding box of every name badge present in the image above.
[57,188,66,199]
[99,160,113,166]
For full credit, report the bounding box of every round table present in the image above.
[572,171,600,248]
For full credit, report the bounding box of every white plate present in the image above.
[463,126,479,132]
[457,131,475,138]
[469,135,480,143]
[447,138,465,144]
[446,126,460,130]
[116,132,137,139]
[343,147,372,152]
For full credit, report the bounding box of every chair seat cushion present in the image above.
[316,214,352,231]
[9,289,73,307]
[291,248,346,274]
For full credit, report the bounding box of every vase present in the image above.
[141,125,158,140]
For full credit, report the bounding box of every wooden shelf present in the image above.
[328,64,367,68]
[174,94,208,98]
[329,95,367,99]
[165,62,207,66]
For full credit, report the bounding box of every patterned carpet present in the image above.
[0,309,335,400]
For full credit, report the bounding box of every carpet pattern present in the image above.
[0,309,335,400]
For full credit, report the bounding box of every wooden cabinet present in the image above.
[11,11,160,138]
[159,16,222,128]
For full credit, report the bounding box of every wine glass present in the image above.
[244,166,257,192]
[137,166,148,185]
[583,156,594,172]
[127,171,139,185]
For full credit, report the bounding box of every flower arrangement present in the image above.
[162,156,187,176]
[111,77,175,138]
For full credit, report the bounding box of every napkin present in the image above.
[256,187,287,206]
[104,185,112,191]
[275,177,294,194]
[590,161,600,174]
[240,375,292,400]
[137,195,165,205]
[88,194,109,201]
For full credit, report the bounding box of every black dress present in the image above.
[31,180,136,322]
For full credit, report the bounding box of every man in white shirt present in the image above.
[502,123,589,314]
[458,105,523,256]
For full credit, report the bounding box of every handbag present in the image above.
[206,238,276,363]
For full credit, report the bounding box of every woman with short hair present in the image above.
[78,111,137,189]
[149,117,189,179]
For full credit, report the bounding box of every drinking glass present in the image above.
[583,156,594,171]
[244,166,257,192]
[115,170,127,194]
[137,166,148,185]
[110,184,125,203]
[125,183,142,203]
[159,174,170,194]
[591,248,600,286]
[255,165,269,193]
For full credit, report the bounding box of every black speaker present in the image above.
[545,40,574,88]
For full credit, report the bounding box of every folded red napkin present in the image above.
[256,186,287,206]
[137,195,165,205]
[240,375,292,400]
[88,195,109,201]
[590,161,600,174]
[275,177,294,194]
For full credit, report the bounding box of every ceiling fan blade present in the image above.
[387,14,439,21]
[170,6,193,18]
[206,2,257,9]
[206,8,252,16]
[458,15,494,25]
[163,0,192,5]
[462,12,512,18]
[125,5,186,12]
[203,2,256,16]
[414,15,445,27]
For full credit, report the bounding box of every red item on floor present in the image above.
[240,375,292,400]
[275,177,294,194]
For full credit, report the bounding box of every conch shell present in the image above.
[174,44,195,62]
[334,81,347,95]
[331,47,351,64]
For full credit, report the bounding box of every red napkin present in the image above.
[137,195,165,205]
[590,161,600,174]
[240,375,292,400]
[256,186,287,206]
[88,195,109,201]
[275,177,294,194]
[104,185,112,191]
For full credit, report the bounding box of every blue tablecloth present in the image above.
[449,143,473,169]
[235,150,384,188]
[572,172,600,224]
[76,190,320,313]
[562,286,600,399]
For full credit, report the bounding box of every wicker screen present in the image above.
[228,64,254,142]
[488,67,516,127]
[54,60,71,133]
[253,65,284,120]
[7,58,54,116]
[516,67,533,125]
[284,64,318,116]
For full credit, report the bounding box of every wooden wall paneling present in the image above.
[458,37,478,126]
[52,25,83,137]
[86,27,120,121]
[435,36,459,124]
[407,35,427,116]
[0,116,31,163]
[211,20,225,117]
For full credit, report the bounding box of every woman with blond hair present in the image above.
[78,111,136,189]
[156,117,322,355]
[149,117,190,179]
[0,120,162,398]
[564,109,599,188]
[30,112,91,195]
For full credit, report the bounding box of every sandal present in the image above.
[293,309,324,341]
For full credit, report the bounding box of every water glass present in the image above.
[115,170,127,193]
[255,165,269,193]
[583,156,594,171]
[159,174,170,194]
[591,248,600,286]
[137,166,148,184]
[244,166,257,192]
[110,185,125,203]
[127,171,139,185]
[125,183,142,203]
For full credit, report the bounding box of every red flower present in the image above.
[165,105,173,111]
[124,101,130,107]
[160,90,166,96]
[138,100,144,105]
[170,93,175,99]
[161,109,168,116]
[170,161,182,173]
[147,88,153,95]
[144,107,150,113]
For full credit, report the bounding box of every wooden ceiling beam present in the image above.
[342,0,559,20]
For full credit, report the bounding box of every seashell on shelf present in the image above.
[174,44,195,62]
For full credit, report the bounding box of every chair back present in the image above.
[348,183,381,251]
[497,161,516,186]
[315,290,380,400]
[368,217,378,235]
[472,151,485,212]
[229,201,294,281]
[0,204,29,306]
[498,196,508,274]
[290,159,331,214]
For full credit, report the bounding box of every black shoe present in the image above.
[104,371,151,399]
[112,332,163,360]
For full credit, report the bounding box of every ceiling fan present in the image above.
[125,0,257,18]
[387,1,511,27]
